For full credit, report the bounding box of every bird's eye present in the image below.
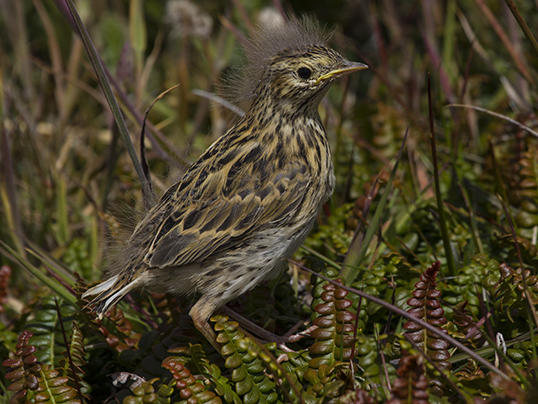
[297,67,312,79]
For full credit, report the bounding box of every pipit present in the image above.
[84,16,367,350]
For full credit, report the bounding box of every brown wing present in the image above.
[130,142,311,269]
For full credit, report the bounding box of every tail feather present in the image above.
[82,276,118,298]
[83,274,147,319]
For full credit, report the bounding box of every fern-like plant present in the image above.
[386,355,428,404]
[402,261,451,396]
[3,330,83,404]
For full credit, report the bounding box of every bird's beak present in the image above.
[316,61,368,85]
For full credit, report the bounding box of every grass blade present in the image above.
[0,240,77,306]
[61,0,156,208]
[340,128,408,285]
[428,74,456,277]
[504,0,538,59]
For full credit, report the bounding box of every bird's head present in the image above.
[264,45,367,106]
[232,15,367,113]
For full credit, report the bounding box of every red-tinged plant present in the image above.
[386,355,428,404]
[403,261,451,396]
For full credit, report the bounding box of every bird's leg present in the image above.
[190,298,310,353]
[221,306,308,351]
[189,299,222,352]
[220,306,281,342]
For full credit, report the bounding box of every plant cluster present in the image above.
[2,0,538,403]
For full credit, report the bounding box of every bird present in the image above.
[83,15,367,351]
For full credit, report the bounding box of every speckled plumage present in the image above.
[83,16,367,349]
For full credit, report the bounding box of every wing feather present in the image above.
[133,152,311,270]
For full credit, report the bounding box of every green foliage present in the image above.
[3,330,83,404]
[3,1,538,403]
[64,239,93,281]
[122,378,174,404]
[304,274,356,398]
[25,297,77,367]
[304,204,355,257]
[59,322,92,398]
[214,315,279,404]
[443,254,500,317]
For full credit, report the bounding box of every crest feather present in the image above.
[225,15,332,109]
